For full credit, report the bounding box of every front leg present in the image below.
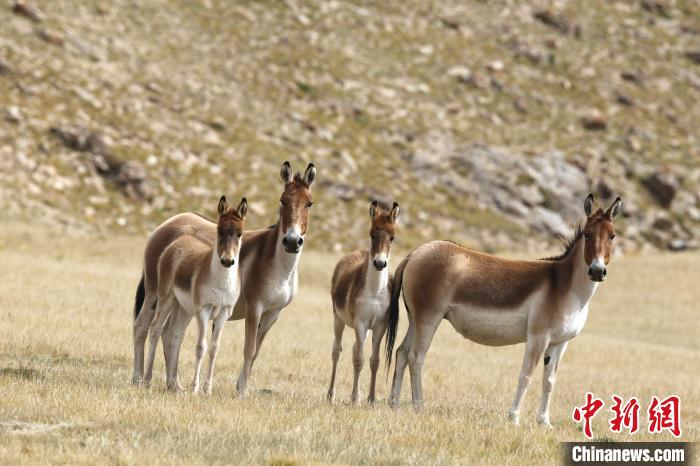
[351,323,368,406]
[236,304,263,397]
[508,332,550,425]
[537,341,568,427]
[203,306,233,395]
[367,321,387,404]
[191,305,212,394]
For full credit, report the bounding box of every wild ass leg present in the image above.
[236,305,263,397]
[203,306,233,395]
[537,341,568,427]
[132,291,157,384]
[144,295,174,384]
[367,321,387,404]
[351,323,368,406]
[165,306,193,392]
[250,308,282,369]
[408,315,442,409]
[389,312,416,407]
[508,333,550,425]
[191,306,213,394]
[327,312,345,403]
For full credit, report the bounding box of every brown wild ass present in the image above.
[133,162,316,396]
[386,194,622,426]
[142,196,247,393]
[328,201,400,405]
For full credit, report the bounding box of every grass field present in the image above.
[0,223,698,465]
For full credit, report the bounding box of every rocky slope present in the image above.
[1,0,699,253]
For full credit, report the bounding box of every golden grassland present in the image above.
[0,223,698,465]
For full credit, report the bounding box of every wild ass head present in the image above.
[216,196,247,268]
[583,193,622,282]
[369,200,400,271]
[279,161,316,254]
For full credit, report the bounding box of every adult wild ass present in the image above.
[133,162,316,396]
[143,196,247,393]
[327,201,400,405]
[386,194,622,426]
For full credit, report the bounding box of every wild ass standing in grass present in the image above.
[327,201,400,405]
[133,161,316,396]
[143,196,247,393]
[386,194,622,426]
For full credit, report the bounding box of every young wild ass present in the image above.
[132,162,316,396]
[143,196,247,393]
[386,194,622,426]
[328,201,400,405]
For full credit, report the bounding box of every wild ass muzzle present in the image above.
[385,194,622,427]
[132,162,316,397]
[143,196,247,393]
[328,200,400,405]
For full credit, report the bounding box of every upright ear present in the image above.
[303,163,316,187]
[369,200,378,219]
[280,161,293,184]
[605,197,622,221]
[236,197,248,220]
[390,202,400,223]
[218,195,228,217]
[584,193,595,217]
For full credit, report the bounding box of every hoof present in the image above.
[367,395,376,405]
[351,395,360,407]
[326,391,335,403]
[388,398,399,409]
[202,383,212,395]
[192,383,200,394]
[167,380,182,392]
[508,411,520,426]
[132,376,143,386]
[537,417,553,429]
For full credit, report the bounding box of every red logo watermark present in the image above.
[572,393,681,439]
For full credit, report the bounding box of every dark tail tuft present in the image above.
[134,273,145,320]
[385,253,410,375]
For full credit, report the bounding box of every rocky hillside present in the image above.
[1,0,699,253]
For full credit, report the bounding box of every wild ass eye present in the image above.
[280,199,287,207]
[390,236,395,242]
[306,202,313,208]
[609,234,616,241]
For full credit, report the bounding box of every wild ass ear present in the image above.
[218,195,228,217]
[303,163,316,187]
[280,161,293,184]
[605,197,622,221]
[369,200,379,219]
[236,197,248,220]
[390,202,400,223]
[584,193,595,217]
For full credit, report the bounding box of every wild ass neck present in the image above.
[272,222,302,282]
[559,239,599,311]
[365,253,389,294]
[209,242,238,285]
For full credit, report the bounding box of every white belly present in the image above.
[446,304,529,346]
[337,289,390,330]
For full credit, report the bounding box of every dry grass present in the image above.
[0,223,698,465]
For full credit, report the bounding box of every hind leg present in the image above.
[407,315,442,409]
[132,290,157,384]
[326,312,345,403]
[143,295,175,384]
[389,312,415,407]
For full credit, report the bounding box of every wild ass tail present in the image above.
[385,253,411,375]
[134,272,145,320]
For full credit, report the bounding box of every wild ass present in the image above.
[143,196,247,393]
[328,201,400,405]
[386,194,622,426]
[132,162,316,396]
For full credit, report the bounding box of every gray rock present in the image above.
[644,171,678,208]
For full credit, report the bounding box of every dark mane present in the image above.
[541,224,584,261]
[293,172,308,186]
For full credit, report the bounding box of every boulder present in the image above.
[644,171,678,208]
